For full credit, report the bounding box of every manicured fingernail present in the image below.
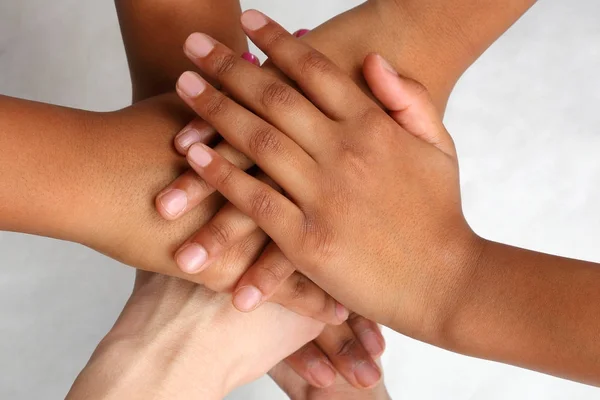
[233,286,263,311]
[309,361,336,388]
[354,361,381,388]
[176,244,208,274]
[241,10,268,31]
[158,189,188,218]
[177,71,206,98]
[242,52,260,66]
[185,33,216,58]
[377,54,399,77]
[359,330,385,357]
[294,29,310,38]
[188,144,212,167]
[336,303,349,322]
[176,129,202,151]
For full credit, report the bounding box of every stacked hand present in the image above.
[161,9,482,348]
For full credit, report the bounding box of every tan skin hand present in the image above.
[172,10,484,344]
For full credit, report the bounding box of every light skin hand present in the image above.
[66,271,324,400]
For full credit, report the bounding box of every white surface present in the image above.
[1,0,600,399]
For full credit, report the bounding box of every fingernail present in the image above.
[309,360,337,388]
[158,189,188,218]
[242,52,260,66]
[377,54,399,77]
[177,71,206,98]
[176,244,208,274]
[294,29,310,38]
[188,144,212,167]
[241,10,268,31]
[185,33,216,58]
[176,129,202,151]
[233,286,263,312]
[354,361,381,388]
[359,330,385,357]
[336,303,349,322]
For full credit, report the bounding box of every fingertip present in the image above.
[233,286,264,312]
[156,189,188,220]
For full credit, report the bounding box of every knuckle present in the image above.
[203,94,229,119]
[298,50,333,76]
[214,163,235,189]
[335,337,359,358]
[255,258,291,289]
[212,53,237,77]
[263,29,288,50]
[206,220,236,248]
[247,125,283,157]
[300,215,336,262]
[249,187,279,219]
[290,274,309,301]
[260,81,297,109]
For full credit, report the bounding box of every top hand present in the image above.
[173,10,485,344]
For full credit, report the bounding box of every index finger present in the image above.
[240,9,373,120]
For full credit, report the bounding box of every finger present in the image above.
[240,9,373,120]
[176,70,317,201]
[173,118,218,155]
[233,242,349,325]
[184,142,303,254]
[315,324,382,389]
[363,53,456,157]
[347,314,386,358]
[155,141,253,220]
[174,172,277,272]
[262,267,348,325]
[284,342,337,388]
[183,32,333,158]
[241,51,261,66]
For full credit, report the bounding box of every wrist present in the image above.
[68,335,228,400]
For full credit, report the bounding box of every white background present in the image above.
[1,0,600,398]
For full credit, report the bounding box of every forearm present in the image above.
[445,241,600,386]
[0,95,108,241]
[300,0,536,111]
[115,0,247,101]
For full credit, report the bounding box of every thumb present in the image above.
[363,53,456,157]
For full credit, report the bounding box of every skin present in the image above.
[66,272,390,400]
[113,0,384,388]
[156,0,537,314]
[174,13,600,386]
[0,0,535,389]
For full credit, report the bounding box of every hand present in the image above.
[270,359,391,400]
[90,95,385,389]
[173,10,485,343]
[66,271,324,399]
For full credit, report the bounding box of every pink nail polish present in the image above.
[158,189,188,218]
[176,244,208,274]
[241,52,260,66]
[177,71,206,98]
[188,144,212,167]
[294,29,310,38]
[176,129,202,151]
[233,286,263,311]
